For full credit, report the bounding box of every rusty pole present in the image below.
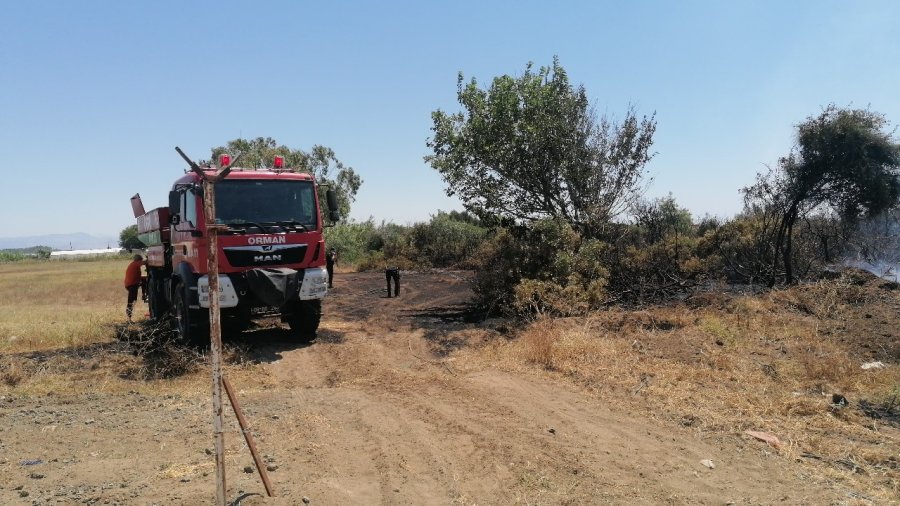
[222,377,275,497]
[176,147,238,506]
[203,178,227,506]
[177,148,273,502]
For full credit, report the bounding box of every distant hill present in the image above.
[0,233,118,251]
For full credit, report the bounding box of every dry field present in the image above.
[0,258,898,504]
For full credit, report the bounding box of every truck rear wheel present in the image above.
[173,284,208,346]
[147,271,168,320]
[286,299,321,342]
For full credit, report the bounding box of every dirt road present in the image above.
[0,271,842,505]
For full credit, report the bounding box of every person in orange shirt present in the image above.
[124,254,147,322]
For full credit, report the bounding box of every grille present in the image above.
[223,244,308,267]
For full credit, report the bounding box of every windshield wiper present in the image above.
[226,221,307,234]
[276,219,308,232]
[227,222,270,234]
[257,220,308,233]
[258,221,288,233]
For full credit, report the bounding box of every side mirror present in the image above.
[168,190,181,224]
[326,189,340,223]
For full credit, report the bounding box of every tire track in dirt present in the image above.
[254,271,838,505]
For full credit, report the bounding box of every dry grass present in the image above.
[475,274,900,501]
[521,317,556,369]
[0,258,124,353]
[0,258,272,398]
[1,358,24,386]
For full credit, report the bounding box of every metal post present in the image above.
[222,377,275,497]
[176,147,235,505]
[176,147,281,505]
[203,178,227,506]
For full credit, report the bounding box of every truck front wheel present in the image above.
[285,299,321,342]
[173,284,208,346]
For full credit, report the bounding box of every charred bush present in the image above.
[471,212,721,316]
[117,320,203,380]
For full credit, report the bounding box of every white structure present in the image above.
[50,248,125,257]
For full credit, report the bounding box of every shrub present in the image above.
[410,212,487,268]
[324,219,378,266]
[472,197,730,315]
[0,246,52,263]
[473,220,612,316]
[324,213,488,270]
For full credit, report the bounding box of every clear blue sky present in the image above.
[2,1,898,237]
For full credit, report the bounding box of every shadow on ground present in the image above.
[399,303,498,357]
[402,303,485,324]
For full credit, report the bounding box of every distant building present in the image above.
[50,248,125,258]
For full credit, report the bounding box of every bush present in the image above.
[603,233,717,301]
[0,246,52,263]
[705,209,839,284]
[471,198,726,316]
[0,251,28,262]
[473,220,612,316]
[324,219,379,266]
[324,213,488,271]
[410,212,487,268]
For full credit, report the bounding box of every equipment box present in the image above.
[137,207,170,233]
[138,229,171,246]
[146,245,166,268]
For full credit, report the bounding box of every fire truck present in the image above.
[130,154,338,344]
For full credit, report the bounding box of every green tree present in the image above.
[745,105,900,284]
[632,194,693,243]
[119,224,145,251]
[209,137,362,221]
[426,57,656,238]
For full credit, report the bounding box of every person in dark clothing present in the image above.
[124,254,147,322]
[325,248,337,288]
[385,267,400,297]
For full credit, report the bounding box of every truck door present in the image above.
[171,187,203,272]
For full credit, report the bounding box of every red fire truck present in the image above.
[131,154,339,344]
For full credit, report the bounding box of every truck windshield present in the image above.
[214,180,317,229]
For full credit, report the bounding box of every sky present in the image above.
[1,1,898,238]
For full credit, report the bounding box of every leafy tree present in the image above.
[445,210,484,227]
[632,194,693,243]
[426,57,656,238]
[745,105,900,284]
[209,137,362,221]
[119,224,145,251]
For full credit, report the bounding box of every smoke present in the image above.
[843,258,898,281]
[841,210,900,281]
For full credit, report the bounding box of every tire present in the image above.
[286,299,321,342]
[172,284,208,346]
[147,271,168,320]
[223,305,252,335]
